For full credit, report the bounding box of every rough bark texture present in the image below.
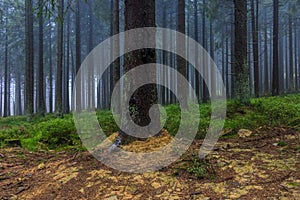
[251,0,259,97]
[122,0,157,141]
[177,0,188,107]
[55,0,63,116]
[25,0,34,119]
[38,0,45,116]
[233,0,249,103]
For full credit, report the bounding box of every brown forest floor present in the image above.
[1,127,300,200]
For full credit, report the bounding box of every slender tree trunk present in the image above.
[177,0,188,108]
[251,0,259,97]
[38,0,45,116]
[87,2,94,110]
[25,0,34,119]
[55,0,63,116]
[210,19,216,98]
[202,0,208,103]
[75,0,82,111]
[194,0,200,100]
[0,77,2,116]
[113,0,120,88]
[288,4,294,92]
[3,25,8,117]
[264,7,269,95]
[48,27,53,113]
[295,19,299,90]
[65,10,70,114]
[272,0,279,96]
[225,25,230,98]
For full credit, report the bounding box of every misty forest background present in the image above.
[0,0,300,118]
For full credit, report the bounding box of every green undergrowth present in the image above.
[0,94,299,151]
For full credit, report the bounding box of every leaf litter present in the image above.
[0,127,299,199]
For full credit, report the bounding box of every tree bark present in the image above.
[3,24,9,117]
[38,0,45,116]
[25,0,34,119]
[55,0,63,117]
[177,0,188,108]
[75,0,81,111]
[233,0,249,103]
[288,3,294,92]
[122,0,157,142]
[272,0,279,96]
[251,0,259,97]
[49,28,53,113]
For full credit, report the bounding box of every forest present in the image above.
[0,0,300,199]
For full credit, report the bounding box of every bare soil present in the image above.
[1,127,300,200]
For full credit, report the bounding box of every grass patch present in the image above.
[0,94,299,151]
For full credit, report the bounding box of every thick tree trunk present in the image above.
[121,0,157,142]
[233,0,249,102]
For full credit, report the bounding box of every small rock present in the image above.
[37,163,45,170]
[238,129,252,138]
[273,143,279,146]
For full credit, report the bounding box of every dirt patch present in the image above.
[1,127,300,199]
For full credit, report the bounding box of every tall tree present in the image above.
[233,0,249,103]
[64,9,71,114]
[263,5,269,95]
[194,0,200,100]
[37,0,46,116]
[272,0,279,96]
[177,0,188,107]
[75,0,81,111]
[114,0,157,145]
[55,0,63,116]
[202,0,208,103]
[288,2,294,92]
[3,19,9,117]
[113,0,120,111]
[48,27,53,113]
[25,0,34,119]
[251,0,259,97]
